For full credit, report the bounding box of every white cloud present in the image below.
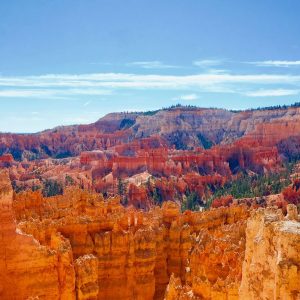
[193,59,222,67]
[0,89,58,97]
[175,93,198,101]
[83,101,91,107]
[127,61,177,69]
[0,88,111,98]
[244,89,299,97]
[252,60,300,67]
[1,72,300,97]
[1,72,300,88]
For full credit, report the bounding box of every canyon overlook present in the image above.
[1,105,299,207]
[2,0,300,298]
[1,105,300,299]
[1,168,300,299]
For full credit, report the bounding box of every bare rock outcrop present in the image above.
[239,205,300,300]
[0,170,75,299]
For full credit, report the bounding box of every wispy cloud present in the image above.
[0,88,111,98]
[127,61,178,69]
[174,93,198,101]
[244,89,299,97]
[0,89,58,98]
[251,60,300,67]
[193,59,223,67]
[1,73,300,88]
[1,72,300,98]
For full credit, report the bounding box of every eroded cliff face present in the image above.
[164,208,248,300]
[164,204,300,300]
[0,170,75,299]
[11,187,250,300]
[2,177,300,299]
[239,205,300,300]
[2,106,300,160]
[6,106,298,210]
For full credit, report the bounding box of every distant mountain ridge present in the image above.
[2,104,300,160]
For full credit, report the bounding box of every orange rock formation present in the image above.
[1,170,300,299]
[239,205,300,299]
[9,185,250,300]
[0,170,75,299]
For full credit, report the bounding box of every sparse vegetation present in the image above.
[65,175,74,186]
[207,163,295,205]
[197,133,213,149]
[181,189,202,211]
[119,118,135,130]
[42,179,63,197]
[152,187,163,205]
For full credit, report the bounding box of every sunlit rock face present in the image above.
[164,205,300,300]
[164,205,249,300]
[9,184,251,300]
[0,170,75,299]
[239,205,300,300]
[2,168,300,299]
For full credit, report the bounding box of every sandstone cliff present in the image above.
[239,205,300,299]
[0,170,75,299]
[2,177,300,299]
[12,188,250,300]
[164,204,300,300]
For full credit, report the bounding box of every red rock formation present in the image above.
[211,195,233,208]
[6,105,296,210]
[0,153,14,163]
[2,105,300,163]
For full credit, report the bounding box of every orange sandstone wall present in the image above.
[0,170,75,300]
[5,183,300,300]
[239,205,300,299]
[13,188,250,300]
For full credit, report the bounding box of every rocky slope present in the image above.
[1,169,299,299]
[2,106,300,160]
[4,133,281,209]
[0,170,75,299]
[2,105,300,210]
[239,205,300,299]
[164,204,300,300]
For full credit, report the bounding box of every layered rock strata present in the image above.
[12,188,249,300]
[0,170,75,299]
[165,204,300,300]
[239,205,300,299]
[2,177,300,299]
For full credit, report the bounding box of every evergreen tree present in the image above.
[42,179,63,197]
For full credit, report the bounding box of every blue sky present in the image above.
[1,0,300,132]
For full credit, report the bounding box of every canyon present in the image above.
[1,168,300,299]
[1,105,300,299]
[2,105,298,208]
[2,105,300,161]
